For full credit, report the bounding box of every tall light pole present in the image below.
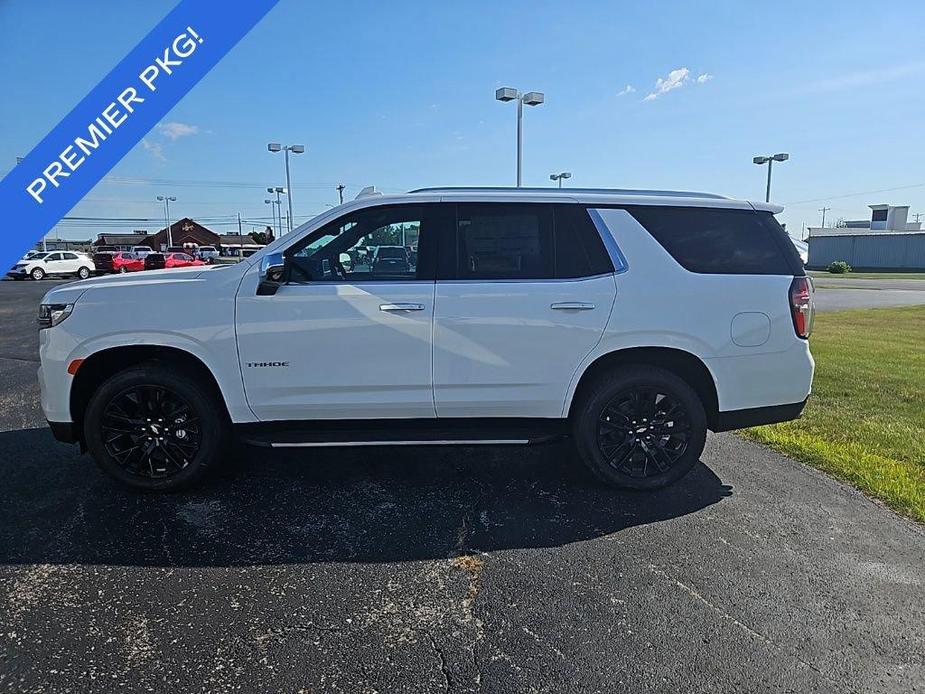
[268,143,304,233]
[495,87,545,187]
[752,153,789,202]
[156,195,176,248]
[550,172,571,188]
[266,186,284,235]
[336,184,345,205]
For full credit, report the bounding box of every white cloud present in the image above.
[643,67,713,101]
[157,121,200,140]
[617,84,636,96]
[141,139,164,161]
[644,67,690,101]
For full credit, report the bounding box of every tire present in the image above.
[572,365,707,490]
[83,363,228,491]
[78,266,91,279]
[30,267,45,281]
[118,267,127,274]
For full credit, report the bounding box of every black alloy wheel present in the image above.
[84,363,227,490]
[572,365,707,489]
[100,385,201,479]
[597,388,691,478]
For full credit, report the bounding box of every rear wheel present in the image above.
[30,267,45,280]
[77,266,91,279]
[83,363,227,491]
[572,365,707,489]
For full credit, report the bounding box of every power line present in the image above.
[785,182,925,206]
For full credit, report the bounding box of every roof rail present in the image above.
[407,186,729,200]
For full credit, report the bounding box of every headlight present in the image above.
[37,303,73,329]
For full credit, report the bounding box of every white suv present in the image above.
[37,188,814,491]
[9,251,95,281]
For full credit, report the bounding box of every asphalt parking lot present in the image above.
[812,275,925,313]
[1,278,923,693]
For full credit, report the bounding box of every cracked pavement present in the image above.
[1,279,923,693]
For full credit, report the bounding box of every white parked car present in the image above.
[197,246,219,262]
[37,187,814,491]
[131,245,153,259]
[8,250,95,281]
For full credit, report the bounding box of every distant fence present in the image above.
[807,233,925,270]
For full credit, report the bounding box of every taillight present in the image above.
[789,277,814,339]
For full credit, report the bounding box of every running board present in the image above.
[234,418,568,449]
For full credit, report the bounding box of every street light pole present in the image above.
[336,184,345,205]
[156,195,176,248]
[550,172,572,188]
[268,143,305,233]
[496,88,545,187]
[752,153,789,202]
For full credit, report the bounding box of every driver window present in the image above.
[287,206,423,283]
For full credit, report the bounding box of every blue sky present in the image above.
[2,0,925,240]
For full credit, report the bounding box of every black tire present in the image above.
[78,266,91,279]
[118,266,127,274]
[30,267,45,280]
[83,363,228,491]
[572,365,707,489]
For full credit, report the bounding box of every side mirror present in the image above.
[257,252,285,296]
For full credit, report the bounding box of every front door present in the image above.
[236,203,447,421]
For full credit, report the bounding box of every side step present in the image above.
[235,417,568,449]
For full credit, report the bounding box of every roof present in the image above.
[93,233,150,246]
[401,186,782,213]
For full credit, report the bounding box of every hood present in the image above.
[40,264,240,306]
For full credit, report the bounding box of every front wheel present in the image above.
[83,363,228,491]
[118,266,128,274]
[572,365,707,489]
[30,267,45,280]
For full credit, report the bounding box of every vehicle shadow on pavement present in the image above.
[0,427,732,567]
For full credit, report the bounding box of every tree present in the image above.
[249,226,275,245]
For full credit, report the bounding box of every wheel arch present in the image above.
[70,345,230,441]
[566,347,720,430]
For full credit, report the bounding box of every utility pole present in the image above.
[914,213,922,224]
[238,212,244,257]
[818,207,831,229]
[336,184,345,205]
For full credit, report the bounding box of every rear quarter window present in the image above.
[627,206,802,275]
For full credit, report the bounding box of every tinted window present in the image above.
[871,209,888,222]
[628,206,796,275]
[287,204,439,282]
[46,253,62,261]
[455,204,554,279]
[63,252,78,260]
[554,205,614,278]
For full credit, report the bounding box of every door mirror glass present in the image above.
[259,252,285,282]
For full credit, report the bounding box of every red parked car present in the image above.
[164,252,206,269]
[92,251,144,274]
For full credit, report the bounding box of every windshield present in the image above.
[377,247,406,259]
[28,252,49,260]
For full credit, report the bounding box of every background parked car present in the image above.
[197,246,219,263]
[145,252,205,270]
[131,246,153,259]
[143,253,165,270]
[94,251,144,274]
[7,251,95,280]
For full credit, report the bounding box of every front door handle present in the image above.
[379,303,425,312]
[550,302,595,311]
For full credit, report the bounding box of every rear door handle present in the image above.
[379,303,425,312]
[550,302,595,311]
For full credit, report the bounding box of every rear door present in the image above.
[432,203,617,417]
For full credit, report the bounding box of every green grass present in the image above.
[743,305,925,523]
[808,270,925,280]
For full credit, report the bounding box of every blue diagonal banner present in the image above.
[0,0,279,273]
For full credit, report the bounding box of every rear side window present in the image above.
[455,204,554,279]
[554,205,614,278]
[628,206,799,275]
